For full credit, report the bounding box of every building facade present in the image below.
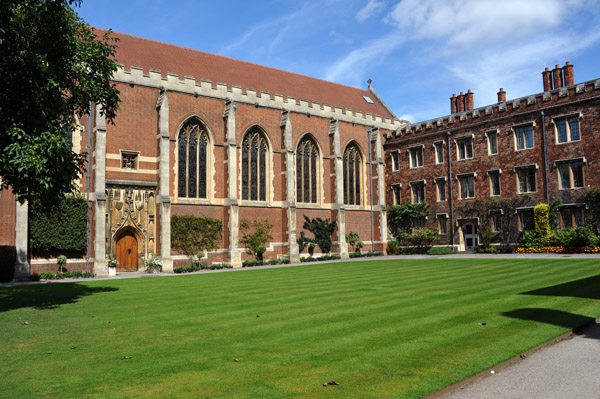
[0,29,404,277]
[384,63,600,251]
[1,30,599,279]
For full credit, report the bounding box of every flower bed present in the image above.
[516,246,600,254]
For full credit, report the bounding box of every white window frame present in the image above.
[486,168,502,197]
[433,141,445,164]
[410,180,426,204]
[435,176,447,202]
[437,213,448,235]
[555,157,585,190]
[514,164,538,194]
[457,172,476,199]
[455,135,474,161]
[552,113,582,144]
[390,150,400,172]
[512,123,535,151]
[391,183,402,205]
[485,129,499,155]
[408,145,424,169]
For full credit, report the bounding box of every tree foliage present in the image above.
[345,232,363,252]
[29,194,87,255]
[240,219,273,262]
[171,215,223,264]
[584,188,600,235]
[0,1,120,202]
[302,216,337,254]
[387,201,429,234]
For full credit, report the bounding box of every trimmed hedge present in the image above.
[30,194,87,256]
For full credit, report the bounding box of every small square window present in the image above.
[121,152,138,169]
[560,207,585,228]
[515,125,534,150]
[409,146,423,168]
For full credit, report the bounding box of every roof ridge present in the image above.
[93,27,374,96]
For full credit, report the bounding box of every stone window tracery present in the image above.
[178,120,209,198]
[296,136,318,203]
[343,143,362,205]
[242,129,268,201]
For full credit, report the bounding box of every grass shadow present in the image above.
[0,282,118,312]
[502,308,595,330]
[520,274,600,300]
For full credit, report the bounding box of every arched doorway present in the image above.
[463,224,478,251]
[115,231,138,271]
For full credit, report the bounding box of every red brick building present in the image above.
[1,29,403,278]
[384,63,600,251]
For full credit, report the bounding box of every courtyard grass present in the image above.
[1,258,599,398]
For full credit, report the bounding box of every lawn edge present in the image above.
[424,317,600,398]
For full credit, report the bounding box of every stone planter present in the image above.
[108,266,116,277]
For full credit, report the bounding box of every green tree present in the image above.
[302,216,337,254]
[583,188,600,235]
[240,219,273,262]
[171,215,223,265]
[387,201,429,235]
[0,1,120,202]
[345,232,363,253]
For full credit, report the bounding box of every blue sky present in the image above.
[77,0,600,123]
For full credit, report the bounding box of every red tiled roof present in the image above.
[94,28,394,119]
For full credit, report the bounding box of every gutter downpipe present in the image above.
[540,111,550,202]
[86,100,92,274]
[367,127,375,252]
[447,131,455,251]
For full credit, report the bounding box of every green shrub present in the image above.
[519,231,541,248]
[475,246,497,254]
[398,228,439,254]
[241,219,273,262]
[386,240,401,255]
[29,194,87,256]
[553,227,598,248]
[300,256,316,262]
[349,251,362,258]
[302,216,337,254]
[242,259,263,267]
[171,215,223,265]
[29,273,40,281]
[345,232,363,253]
[427,247,454,255]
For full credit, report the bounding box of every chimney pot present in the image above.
[563,62,574,86]
[457,92,465,112]
[465,90,474,111]
[552,65,564,89]
[450,94,458,114]
[542,68,553,91]
[497,88,506,103]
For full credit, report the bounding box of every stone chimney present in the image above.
[457,92,465,112]
[450,94,457,114]
[465,90,474,111]
[542,67,552,91]
[552,64,563,89]
[563,62,574,86]
[497,88,506,103]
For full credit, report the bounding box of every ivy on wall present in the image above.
[29,194,88,255]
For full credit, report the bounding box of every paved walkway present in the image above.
[441,321,600,399]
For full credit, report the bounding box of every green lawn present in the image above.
[1,259,599,398]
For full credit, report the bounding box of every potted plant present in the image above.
[146,253,162,274]
[107,254,118,277]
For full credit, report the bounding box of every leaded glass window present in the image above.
[242,129,268,201]
[343,143,362,205]
[178,120,209,198]
[296,137,318,203]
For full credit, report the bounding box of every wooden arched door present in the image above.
[115,231,138,272]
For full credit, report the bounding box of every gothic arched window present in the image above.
[343,143,362,205]
[242,128,268,201]
[178,120,208,198]
[296,136,318,203]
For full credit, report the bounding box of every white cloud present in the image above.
[398,114,416,123]
[329,30,353,45]
[324,31,405,86]
[356,0,386,22]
